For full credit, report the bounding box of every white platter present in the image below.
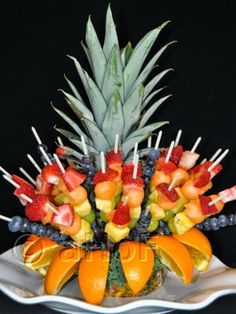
[0,246,236,314]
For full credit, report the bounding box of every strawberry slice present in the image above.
[192,161,222,179]
[63,168,86,192]
[25,194,50,221]
[106,150,122,167]
[156,183,180,202]
[36,175,53,195]
[93,168,118,185]
[121,163,142,179]
[199,195,217,215]
[41,163,63,184]
[122,177,144,192]
[55,147,67,160]
[159,145,183,164]
[112,202,131,225]
[158,160,177,174]
[51,204,74,227]
[12,175,35,205]
[193,168,211,188]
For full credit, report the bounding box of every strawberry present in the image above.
[93,168,118,185]
[121,163,142,179]
[41,162,63,184]
[191,162,222,180]
[12,175,35,205]
[55,147,67,160]
[36,175,53,195]
[112,202,131,225]
[51,204,74,227]
[199,195,217,215]
[159,145,183,164]
[158,160,177,174]
[63,168,86,192]
[25,194,49,221]
[122,177,144,192]
[106,150,122,167]
[156,183,180,202]
[193,168,211,188]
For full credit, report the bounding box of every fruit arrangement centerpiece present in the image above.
[1,5,236,306]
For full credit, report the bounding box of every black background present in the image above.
[0,0,236,313]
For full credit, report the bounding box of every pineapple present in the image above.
[53,5,174,163]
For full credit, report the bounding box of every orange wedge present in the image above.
[173,227,212,271]
[22,234,40,257]
[24,237,63,270]
[148,235,193,285]
[45,247,85,295]
[119,241,154,294]
[78,250,110,305]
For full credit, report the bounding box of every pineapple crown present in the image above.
[53,5,175,162]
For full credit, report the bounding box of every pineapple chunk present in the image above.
[130,206,141,220]
[148,203,165,220]
[74,199,91,217]
[174,212,194,235]
[95,198,116,213]
[71,219,94,244]
[105,222,130,243]
[115,180,123,197]
[54,193,70,205]
[148,190,158,202]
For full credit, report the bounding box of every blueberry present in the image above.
[58,234,70,245]
[143,166,153,177]
[148,149,160,160]
[46,228,53,237]
[159,220,166,228]
[8,216,23,232]
[210,217,220,230]
[144,177,149,185]
[37,225,47,236]
[196,223,203,230]
[147,159,155,166]
[81,155,93,164]
[29,222,39,234]
[51,231,60,242]
[203,218,211,231]
[163,226,171,235]
[218,215,227,228]
[227,214,235,226]
[20,218,30,232]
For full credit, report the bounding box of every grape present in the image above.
[168,218,177,233]
[8,216,23,232]
[162,210,175,222]
[218,215,227,228]
[83,210,96,224]
[147,220,159,232]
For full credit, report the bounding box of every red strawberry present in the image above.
[158,160,177,174]
[51,204,74,227]
[12,175,35,205]
[112,202,131,225]
[121,163,142,179]
[36,175,53,195]
[55,147,67,160]
[122,177,144,192]
[106,150,122,167]
[199,195,217,215]
[41,163,63,184]
[159,145,183,164]
[93,168,118,185]
[25,194,49,221]
[193,168,211,188]
[156,183,180,202]
[63,168,86,192]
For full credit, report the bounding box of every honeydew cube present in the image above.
[148,190,158,202]
[174,212,195,235]
[115,180,123,196]
[73,199,91,217]
[95,198,116,213]
[71,219,94,244]
[130,206,141,220]
[148,203,165,220]
[105,222,130,243]
[54,193,70,205]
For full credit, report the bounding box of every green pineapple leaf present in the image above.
[64,75,83,101]
[103,4,119,60]
[121,42,133,68]
[141,86,167,111]
[138,95,171,129]
[102,90,124,146]
[122,84,144,138]
[67,55,88,91]
[86,16,107,88]
[123,21,170,97]
[102,44,124,103]
[143,68,173,100]
[81,41,93,69]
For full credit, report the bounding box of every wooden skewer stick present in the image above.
[147,136,152,148]
[165,141,175,163]
[209,148,222,162]
[123,196,128,205]
[81,135,88,155]
[190,137,202,153]
[145,205,151,216]
[19,167,36,185]
[208,149,229,172]
[0,166,11,177]
[39,146,52,165]
[57,136,64,147]
[27,154,42,173]
[133,142,138,165]
[46,204,60,215]
[20,194,33,203]
[31,126,42,145]
[0,214,12,222]
[168,173,180,192]
[208,193,227,206]
[200,158,207,165]
[154,130,162,150]
[100,151,106,174]
[53,154,65,174]
[174,129,182,147]
[2,175,20,189]
[133,154,139,179]
[114,134,119,153]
